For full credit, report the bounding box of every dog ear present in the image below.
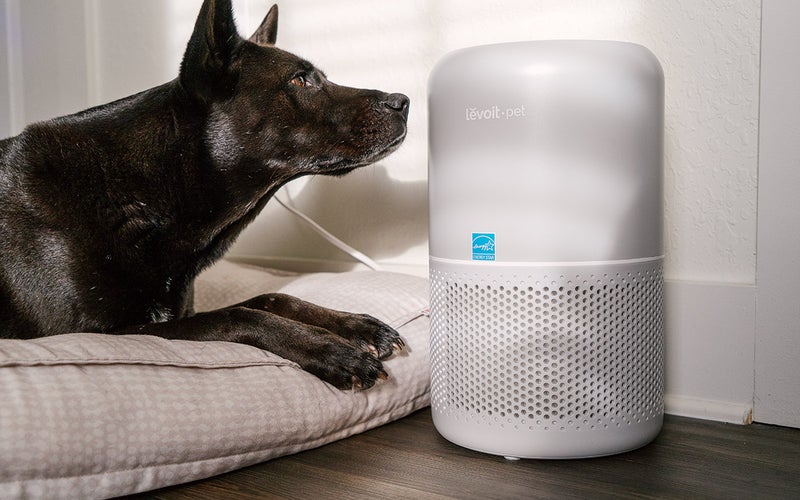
[249,4,278,46]
[179,0,242,102]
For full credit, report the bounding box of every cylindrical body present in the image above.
[428,40,665,459]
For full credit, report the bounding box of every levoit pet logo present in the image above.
[465,104,527,121]
[472,233,496,261]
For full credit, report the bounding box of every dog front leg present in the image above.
[228,294,405,359]
[116,307,388,390]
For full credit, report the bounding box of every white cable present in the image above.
[274,190,383,271]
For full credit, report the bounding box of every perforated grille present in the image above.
[430,260,664,432]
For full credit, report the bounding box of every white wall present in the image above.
[10,0,90,126]
[2,0,791,425]
[0,0,10,138]
[228,0,762,287]
[232,0,766,424]
[0,0,19,137]
[5,0,760,285]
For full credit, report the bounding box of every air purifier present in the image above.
[428,40,665,459]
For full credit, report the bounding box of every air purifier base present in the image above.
[429,258,665,459]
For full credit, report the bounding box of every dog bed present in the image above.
[0,260,431,499]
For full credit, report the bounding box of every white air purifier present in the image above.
[428,40,665,459]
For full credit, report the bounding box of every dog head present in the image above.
[179,0,409,181]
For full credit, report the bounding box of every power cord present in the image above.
[274,189,383,271]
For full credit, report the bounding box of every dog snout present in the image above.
[383,93,410,119]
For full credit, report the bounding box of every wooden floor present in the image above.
[131,408,800,499]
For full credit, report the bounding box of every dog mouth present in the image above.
[318,127,407,176]
[370,131,407,161]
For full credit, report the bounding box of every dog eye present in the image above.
[290,75,307,88]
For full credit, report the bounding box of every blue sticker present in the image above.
[472,233,496,261]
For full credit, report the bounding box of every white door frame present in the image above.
[754,0,800,428]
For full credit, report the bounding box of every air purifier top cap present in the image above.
[428,40,664,264]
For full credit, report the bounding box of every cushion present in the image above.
[0,260,430,498]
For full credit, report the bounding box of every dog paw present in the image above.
[337,313,405,360]
[305,340,388,390]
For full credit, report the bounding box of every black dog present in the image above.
[0,0,409,390]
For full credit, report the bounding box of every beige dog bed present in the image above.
[0,261,430,499]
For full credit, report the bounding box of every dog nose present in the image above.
[384,93,410,118]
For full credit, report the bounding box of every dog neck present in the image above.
[21,80,287,287]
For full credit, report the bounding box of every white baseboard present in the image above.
[665,395,753,424]
[227,254,365,273]
[225,254,429,277]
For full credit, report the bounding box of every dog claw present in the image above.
[378,370,389,381]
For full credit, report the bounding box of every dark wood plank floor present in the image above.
[130,408,800,499]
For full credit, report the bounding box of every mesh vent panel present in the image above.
[430,261,664,432]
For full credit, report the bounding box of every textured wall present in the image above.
[228,0,762,283]
[3,0,762,284]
